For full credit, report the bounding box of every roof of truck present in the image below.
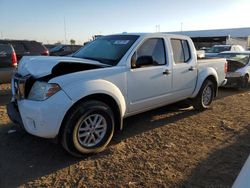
[112,32,190,38]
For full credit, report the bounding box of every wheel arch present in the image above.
[191,68,219,98]
[58,93,124,141]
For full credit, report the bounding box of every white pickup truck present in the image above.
[7,33,227,156]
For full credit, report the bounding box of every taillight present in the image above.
[41,49,49,56]
[224,62,228,73]
[11,51,17,67]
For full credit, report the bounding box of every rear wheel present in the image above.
[61,100,115,157]
[193,80,215,110]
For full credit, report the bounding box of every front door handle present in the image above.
[163,69,171,75]
[188,66,196,71]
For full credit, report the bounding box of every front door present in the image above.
[127,38,173,113]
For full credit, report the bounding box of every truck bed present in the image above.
[198,58,227,87]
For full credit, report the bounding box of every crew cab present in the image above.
[7,33,227,156]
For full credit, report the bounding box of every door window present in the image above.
[171,39,191,63]
[136,38,166,66]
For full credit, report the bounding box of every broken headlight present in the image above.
[28,81,61,101]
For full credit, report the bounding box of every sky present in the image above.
[0,0,250,44]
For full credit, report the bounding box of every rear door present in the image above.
[127,37,173,113]
[170,38,197,98]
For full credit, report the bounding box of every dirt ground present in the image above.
[0,84,250,188]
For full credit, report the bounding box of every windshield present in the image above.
[73,35,139,66]
[208,46,231,53]
[218,53,250,65]
[50,45,64,52]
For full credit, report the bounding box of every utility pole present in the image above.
[155,25,160,32]
[64,17,67,44]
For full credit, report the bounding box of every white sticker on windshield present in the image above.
[113,40,130,45]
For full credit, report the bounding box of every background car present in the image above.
[44,44,57,50]
[49,44,82,56]
[217,51,250,89]
[205,44,244,58]
[199,47,211,52]
[0,40,49,61]
[0,44,17,84]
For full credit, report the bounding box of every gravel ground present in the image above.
[0,84,250,188]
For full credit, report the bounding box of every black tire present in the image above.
[238,75,249,90]
[193,80,215,111]
[61,100,115,157]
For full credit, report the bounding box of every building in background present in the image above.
[167,27,250,50]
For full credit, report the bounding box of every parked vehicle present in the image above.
[205,44,244,58]
[0,44,17,84]
[49,45,82,56]
[199,47,210,52]
[0,40,49,61]
[7,33,227,156]
[44,44,57,50]
[217,51,250,89]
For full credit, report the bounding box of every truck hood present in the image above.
[17,56,108,78]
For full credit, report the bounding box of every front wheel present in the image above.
[61,100,115,157]
[193,80,215,111]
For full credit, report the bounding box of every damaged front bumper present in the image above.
[7,90,73,138]
[7,75,74,138]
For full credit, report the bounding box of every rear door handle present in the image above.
[163,69,171,75]
[188,66,196,71]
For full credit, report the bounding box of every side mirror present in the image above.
[136,56,154,68]
[131,53,154,68]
